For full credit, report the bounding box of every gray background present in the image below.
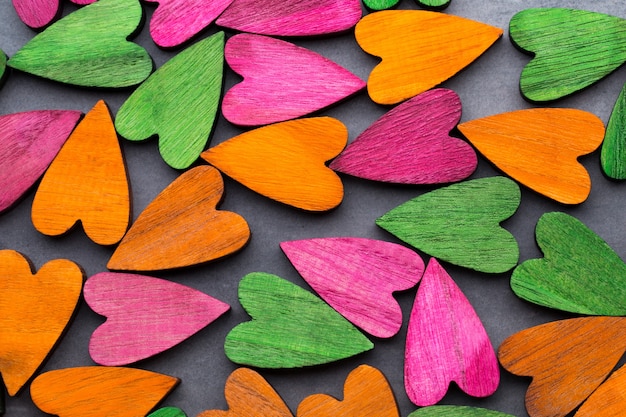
[0,0,624,415]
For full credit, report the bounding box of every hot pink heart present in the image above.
[12,0,95,28]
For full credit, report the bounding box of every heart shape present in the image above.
[416,0,450,9]
[601,81,626,179]
[362,0,399,11]
[510,8,626,102]
[575,363,626,417]
[85,272,230,366]
[0,50,5,81]
[408,406,514,417]
[458,108,605,204]
[355,10,502,104]
[405,258,499,406]
[149,408,187,417]
[107,166,250,271]
[376,176,520,273]
[222,34,365,126]
[12,0,59,29]
[329,88,477,184]
[8,0,153,88]
[511,212,626,315]
[201,117,346,211]
[224,272,373,368]
[115,32,224,169]
[0,109,81,213]
[497,316,626,417]
[0,250,82,396]
[280,237,424,338]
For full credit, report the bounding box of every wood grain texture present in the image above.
[148,407,187,417]
[376,176,520,273]
[30,366,179,417]
[329,88,477,184]
[280,237,423,338]
[224,272,373,368]
[601,81,626,179]
[108,166,250,271]
[362,0,399,11]
[575,363,626,417]
[222,33,365,126]
[297,365,399,417]
[405,258,499,406]
[85,272,230,366]
[355,10,502,104]
[498,316,626,417]
[510,8,626,102]
[115,32,224,169]
[8,0,153,88]
[12,0,59,29]
[458,108,605,204]
[201,117,346,211]
[409,406,515,417]
[511,212,626,315]
[416,0,450,9]
[0,110,81,213]
[0,50,5,81]
[0,250,82,396]
[32,100,130,245]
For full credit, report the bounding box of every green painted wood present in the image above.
[511,212,626,315]
[7,0,152,88]
[362,0,399,10]
[601,81,626,179]
[409,405,515,417]
[148,407,187,417]
[376,176,520,273]
[224,272,373,368]
[509,8,626,102]
[416,0,450,10]
[115,32,224,169]
[0,51,6,83]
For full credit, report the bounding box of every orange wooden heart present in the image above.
[575,363,626,417]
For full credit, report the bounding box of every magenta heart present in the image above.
[84,272,230,366]
[329,88,477,184]
[280,237,424,338]
[12,0,59,28]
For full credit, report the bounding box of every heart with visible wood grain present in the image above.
[575,363,626,417]
[408,406,515,417]
[149,408,187,417]
[12,0,97,28]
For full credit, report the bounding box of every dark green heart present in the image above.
[409,406,515,417]
[601,81,626,179]
[148,407,186,417]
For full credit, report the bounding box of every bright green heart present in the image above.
[376,176,520,273]
[416,0,450,9]
[148,407,186,417]
[362,0,399,10]
[8,0,152,88]
[511,212,626,315]
[225,272,373,368]
[510,8,626,102]
[409,406,515,417]
[601,81,626,179]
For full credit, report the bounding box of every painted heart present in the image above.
[149,408,187,417]
[0,110,81,213]
[510,8,626,102]
[116,32,224,169]
[224,272,373,368]
[376,176,520,273]
[108,166,250,271]
[511,212,626,315]
[601,82,626,179]
[362,0,399,11]
[458,108,604,204]
[498,316,626,417]
[8,0,153,88]
[280,237,423,338]
[222,34,365,126]
[0,250,82,396]
[216,0,362,36]
[329,88,477,184]
[85,272,230,366]
[31,366,179,417]
[575,363,626,417]
[355,10,502,104]
[416,0,450,9]
[408,406,514,417]
[201,117,346,211]
[12,0,59,29]
[32,100,130,246]
[0,50,5,81]
[405,258,499,406]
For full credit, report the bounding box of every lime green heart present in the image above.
[362,0,399,10]
[225,272,373,368]
[601,81,626,179]
[416,0,450,9]
[8,0,152,88]
[512,212,626,315]
[148,408,186,417]
[409,406,515,417]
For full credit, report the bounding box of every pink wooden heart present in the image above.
[12,0,59,29]
[405,258,499,406]
[280,237,423,338]
[329,89,477,184]
[69,0,97,4]
[84,272,230,366]
[222,34,365,126]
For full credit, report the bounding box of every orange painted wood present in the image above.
[32,100,130,245]
[575,363,626,417]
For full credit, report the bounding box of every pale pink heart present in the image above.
[280,237,424,338]
[0,110,81,213]
[405,258,499,406]
[84,272,230,366]
[222,34,365,126]
[12,0,59,28]
[329,88,477,184]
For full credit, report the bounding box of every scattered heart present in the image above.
[408,406,515,417]
[574,363,626,417]
[12,0,59,29]
[601,81,626,179]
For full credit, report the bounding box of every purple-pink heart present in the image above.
[12,0,96,28]
[329,88,477,184]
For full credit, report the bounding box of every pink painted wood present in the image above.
[329,89,477,184]
[405,258,499,406]
[84,272,230,366]
[12,0,59,29]
[69,0,97,4]
[0,110,81,213]
[280,237,424,338]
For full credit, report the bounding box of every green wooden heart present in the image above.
[148,407,187,417]
[8,0,152,88]
[511,212,626,315]
[376,176,520,273]
[224,272,373,368]
[409,406,515,417]
[416,0,450,10]
[362,0,399,10]
[601,81,626,179]
[0,51,6,82]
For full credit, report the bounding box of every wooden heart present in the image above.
[12,0,59,29]
[575,363,626,417]
[601,81,626,179]
[362,0,398,10]
[409,406,515,417]
[149,408,187,417]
